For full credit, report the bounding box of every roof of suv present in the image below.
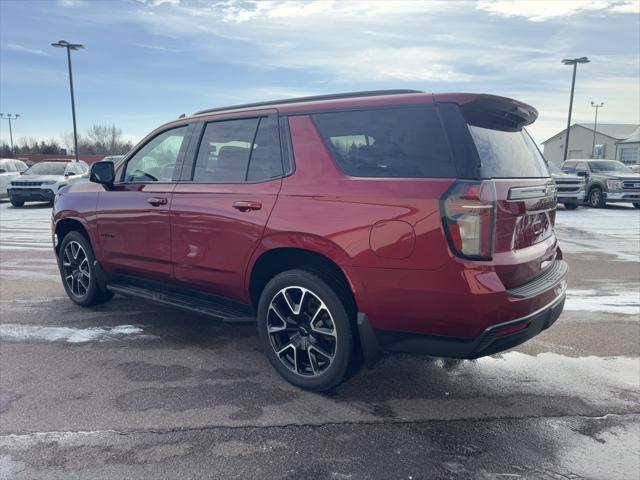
[190,90,538,127]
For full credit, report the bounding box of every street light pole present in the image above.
[0,113,20,155]
[561,57,590,162]
[52,40,84,163]
[590,101,604,158]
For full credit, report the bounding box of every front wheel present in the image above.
[633,203,640,209]
[58,231,114,307]
[588,187,605,208]
[257,269,354,391]
[563,202,579,210]
[10,199,24,207]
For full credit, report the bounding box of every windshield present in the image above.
[589,161,632,173]
[468,125,549,178]
[25,162,67,176]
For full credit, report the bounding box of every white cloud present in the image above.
[4,43,47,56]
[476,0,639,22]
[134,43,183,53]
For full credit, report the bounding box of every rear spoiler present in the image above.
[434,93,538,132]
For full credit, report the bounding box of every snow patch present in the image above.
[565,289,640,316]
[0,324,154,343]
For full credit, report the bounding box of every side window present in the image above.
[124,126,188,183]
[312,107,455,178]
[66,164,77,175]
[248,116,282,181]
[4,161,17,172]
[576,161,589,172]
[562,161,575,173]
[15,161,27,172]
[192,116,282,183]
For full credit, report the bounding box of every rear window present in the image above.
[313,107,456,178]
[468,125,549,178]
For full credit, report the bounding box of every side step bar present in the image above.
[106,282,256,323]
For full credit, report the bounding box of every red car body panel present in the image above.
[53,91,566,354]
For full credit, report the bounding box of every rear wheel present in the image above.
[563,202,579,210]
[588,187,605,208]
[634,203,640,209]
[10,199,24,207]
[257,269,354,391]
[58,231,114,307]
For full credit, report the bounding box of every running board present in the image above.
[106,282,256,323]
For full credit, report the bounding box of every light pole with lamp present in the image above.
[51,40,84,163]
[0,113,20,155]
[561,57,590,162]
[590,101,604,158]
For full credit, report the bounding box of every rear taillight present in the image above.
[441,180,496,260]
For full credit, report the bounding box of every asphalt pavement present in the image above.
[0,200,638,479]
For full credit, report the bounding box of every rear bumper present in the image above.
[8,188,55,202]
[358,282,566,366]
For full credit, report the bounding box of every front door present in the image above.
[96,125,190,281]
[171,113,283,301]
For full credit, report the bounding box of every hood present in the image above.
[12,174,65,182]
[551,172,581,181]
[596,172,640,180]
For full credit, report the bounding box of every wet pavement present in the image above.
[0,201,639,479]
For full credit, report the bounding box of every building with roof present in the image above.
[615,127,640,165]
[541,123,640,166]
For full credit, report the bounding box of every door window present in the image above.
[124,126,188,183]
[192,116,282,183]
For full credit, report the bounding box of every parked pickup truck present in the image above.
[548,162,584,209]
[561,159,640,209]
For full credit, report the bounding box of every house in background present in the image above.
[541,123,640,166]
[615,127,640,165]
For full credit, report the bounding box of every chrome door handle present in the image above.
[147,197,168,207]
[233,201,262,212]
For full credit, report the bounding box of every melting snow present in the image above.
[0,324,153,343]
[565,289,640,316]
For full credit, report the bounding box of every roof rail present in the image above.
[193,89,423,115]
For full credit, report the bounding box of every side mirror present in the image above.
[66,171,76,176]
[576,170,588,177]
[90,161,115,188]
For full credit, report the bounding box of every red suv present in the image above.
[52,90,567,391]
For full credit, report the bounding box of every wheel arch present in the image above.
[54,217,91,255]
[248,245,358,318]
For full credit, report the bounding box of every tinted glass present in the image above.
[193,118,258,183]
[25,163,67,175]
[124,126,187,183]
[589,160,631,173]
[468,126,549,178]
[0,160,17,172]
[313,107,455,178]
[247,116,282,181]
[562,161,576,173]
[15,161,27,172]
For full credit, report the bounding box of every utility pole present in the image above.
[561,57,590,161]
[590,101,604,158]
[0,113,20,155]
[52,40,84,162]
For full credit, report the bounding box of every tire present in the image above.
[10,199,24,207]
[58,231,114,307]
[634,203,640,209]
[257,269,354,391]
[563,202,579,210]
[588,187,605,208]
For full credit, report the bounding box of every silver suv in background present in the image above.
[548,162,584,210]
[562,159,640,209]
[7,160,89,207]
[0,159,29,199]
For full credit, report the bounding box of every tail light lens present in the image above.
[441,180,496,260]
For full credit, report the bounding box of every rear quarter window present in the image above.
[468,125,549,178]
[312,107,456,178]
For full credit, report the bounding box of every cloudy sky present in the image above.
[1,0,638,148]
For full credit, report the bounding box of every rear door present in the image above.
[170,111,283,301]
[96,124,191,280]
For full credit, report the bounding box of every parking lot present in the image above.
[0,201,638,479]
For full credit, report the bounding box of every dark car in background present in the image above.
[562,159,640,208]
[52,90,567,391]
